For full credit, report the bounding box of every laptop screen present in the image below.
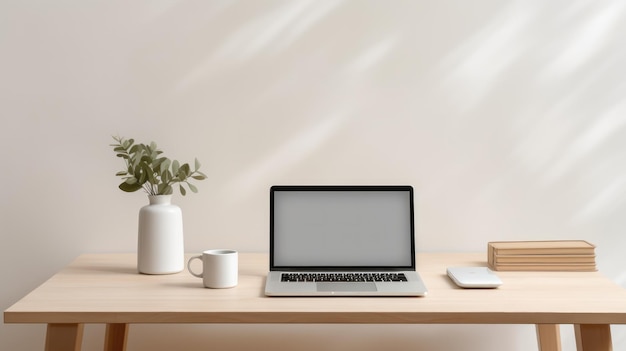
[270,186,415,270]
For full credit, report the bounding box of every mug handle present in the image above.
[187,255,203,278]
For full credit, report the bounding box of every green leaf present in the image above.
[137,171,146,185]
[141,163,155,184]
[179,184,186,196]
[191,175,206,180]
[194,158,201,171]
[161,169,171,183]
[148,168,158,185]
[188,183,198,193]
[172,160,180,175]
[115,171,127,176]
[180,163,191,177]
[153,157,166,169]
[162,184,173,195]
[119,181,142,192]
[136,164,146,184]
[163,159,172,173]
[132,154,141,169]
[157,183,168,195]
[122,138,134,150]
[140,155,152,164]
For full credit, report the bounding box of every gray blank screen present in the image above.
[273,190,413,267]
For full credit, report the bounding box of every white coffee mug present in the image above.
[187,249,238,288]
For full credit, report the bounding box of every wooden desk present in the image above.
[5,253,626,351]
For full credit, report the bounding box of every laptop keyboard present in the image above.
[281,272,407,282]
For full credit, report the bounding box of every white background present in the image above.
[2,1,626,350]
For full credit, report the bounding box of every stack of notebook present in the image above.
[487,240,596,271]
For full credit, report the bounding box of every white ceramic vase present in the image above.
[137,195,184,274]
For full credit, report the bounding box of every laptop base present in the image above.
[265,271,428,297]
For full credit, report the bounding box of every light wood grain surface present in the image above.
[5,253,626,325]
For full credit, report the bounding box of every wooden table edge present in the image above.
[7,311,626,325]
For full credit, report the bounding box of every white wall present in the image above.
[2,1,626,350]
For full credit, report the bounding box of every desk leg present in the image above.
[104,323,128,351]
[536,324,561,351]
[45,323,84,351]
[575,324,612,351]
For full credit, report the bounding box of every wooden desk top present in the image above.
[5,253,626,325]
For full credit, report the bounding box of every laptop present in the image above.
[264,185,428,296]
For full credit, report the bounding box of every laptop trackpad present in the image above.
[317,282,377,292]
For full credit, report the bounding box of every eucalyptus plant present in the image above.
[111,136,207,196]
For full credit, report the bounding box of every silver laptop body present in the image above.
[264,185,428,297]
